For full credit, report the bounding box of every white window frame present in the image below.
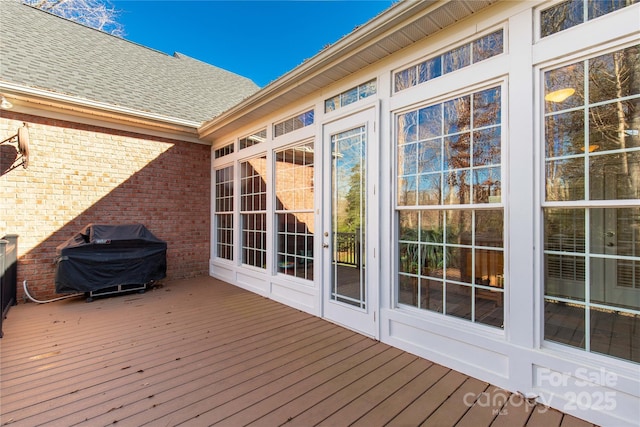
[273,139,316,283]
[392,78,509,333]
[536,41,640,363]
[213,162,236,263]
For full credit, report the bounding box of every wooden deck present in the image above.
[0,276,595,427]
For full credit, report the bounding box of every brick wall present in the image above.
[0,111,211,301]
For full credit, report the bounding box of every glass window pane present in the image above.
[590,258,639,311]
[418,174,442,205]
[443,44,471,74]
[475,210,504,247]
[544,208,586,252]
[445,209,473,244]
[446,283,472,320]
[395,33,503,93]
[544,209,587,302]
[589,0,639,20]
[274,110,314,137]
[545,253,586,300]
[421,278,444,313]
[399,242,419,274]
[444,244,473,284]
[444,96,471,134]
[590,208,640,257]
[399,211,419,241]
[274,122,284,137]
[215,166,234,213]
[444,134,471,170]
[242,213,267,268]
[341,87,358,107]
[545,111,585,158]
[398,111,418,144]
[473,128,501,166]
[398,175,416,206]
[475,290,503,328]
[240,156,267,269]
[239,129,266,149]
[277,212,314,281]
[303,110,314,126]
[590,309,640,363]
[214,142,234,159]
[420,210,444,243]
[473,249,504,287]
[473,167,501,204]
[418,57,442,83]
[589,46,640,104]
[473,87,501,127]
[543,46,640,362]
[395,67,416,92]
[359,80,377,99]
[589,101,640,152]
[544,299,586,348]
[216,214,233,261]
[447,248,468,283]
[418,104,442,140]
[420,244,443,278]
[327,80,377,112]
[418,139,442,173]
[325,96,339,113]
[396,88,503,328]
[400,143,418,175]
[589,151,640,200]
[540,0,583,38]
[544,62,585,113]
[545,158,585,201]
[398,274,418,306]
[472,30,503,62]
[444,169,471,205]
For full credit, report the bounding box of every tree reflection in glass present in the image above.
[543,45,640,362]
[396,86,503,328]
[541,0,638,38]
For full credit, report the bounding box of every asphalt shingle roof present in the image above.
[0,0,260,124]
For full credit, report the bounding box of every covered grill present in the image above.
[55,223,167,299]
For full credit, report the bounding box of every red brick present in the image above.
[1,111,211,301]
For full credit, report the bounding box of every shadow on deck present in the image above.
[0,277,595,426]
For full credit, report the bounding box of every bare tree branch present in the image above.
[22,0,125,37]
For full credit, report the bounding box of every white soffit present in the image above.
[199,0,496,141]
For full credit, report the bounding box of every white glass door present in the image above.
[322,109,378,338]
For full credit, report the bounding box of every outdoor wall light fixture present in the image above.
[544,88,575,103]
[1,122,30,169]
[1,96,13,109]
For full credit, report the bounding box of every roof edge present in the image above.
[1,82,202,127]
[198,0,442,139]
[1,83,205,143]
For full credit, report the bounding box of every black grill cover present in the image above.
[55,223,167,293]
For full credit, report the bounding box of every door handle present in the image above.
[323,243,329,248]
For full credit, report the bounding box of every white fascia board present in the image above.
[198,0,442,139]
[0,82,204,143]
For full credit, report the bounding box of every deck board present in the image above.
[386,369,468,426]
[350,363,448,427]
[244,343,398,427]
[421,376,489,426]
[322,358,431,426]
[0,276,596,427]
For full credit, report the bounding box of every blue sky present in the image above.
[110,1,395,87]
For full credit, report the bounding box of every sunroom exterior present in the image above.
[201,1,640,426]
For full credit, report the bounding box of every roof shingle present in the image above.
[0,1,260,124]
